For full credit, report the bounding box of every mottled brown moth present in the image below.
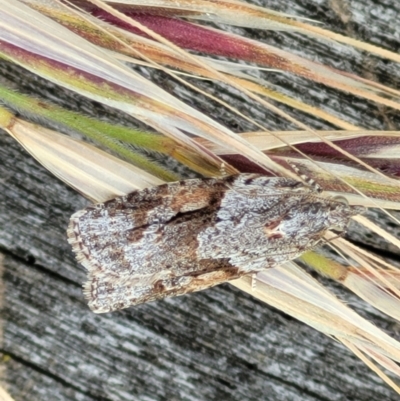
[67,174,364,313]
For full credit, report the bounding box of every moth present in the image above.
[67,174,364,313]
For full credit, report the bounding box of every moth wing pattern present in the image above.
[68,174,363,313]
[86,261,244,312]
[68,176,240,312]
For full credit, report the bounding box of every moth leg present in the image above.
[250,273,257,290]
[219,162,227,177]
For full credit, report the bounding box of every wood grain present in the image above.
[1,0,400,400]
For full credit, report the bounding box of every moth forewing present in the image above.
[67,174,364,313]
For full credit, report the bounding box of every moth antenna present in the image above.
[288,162,322,193]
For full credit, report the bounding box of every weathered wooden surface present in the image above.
[1,0,400,400]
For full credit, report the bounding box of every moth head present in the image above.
[322,199,365,234]
[277,198,365,241]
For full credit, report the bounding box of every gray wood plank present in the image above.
[1,0,400,400]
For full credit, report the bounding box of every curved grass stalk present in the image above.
[0,106,163,202]
[2,0,400,394]
[15,0,396,187]
[60,0,400,191]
